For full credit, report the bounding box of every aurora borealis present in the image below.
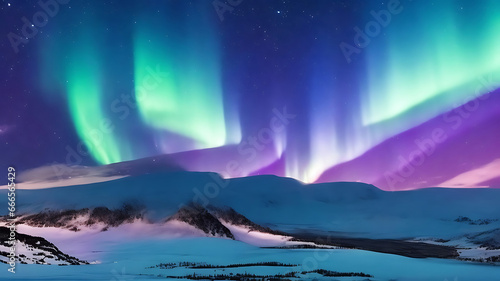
[133,8,240,153]
[2,0,500,190]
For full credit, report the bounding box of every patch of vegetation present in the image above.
[486,255,500,263]
[303,269,373,277]
[147,261,297,269]
[454,216,497,225]
[168,272,297,280]
[162,269,373,280]
[190,261,298,269]
[458,255,500,264]
[434,239,450,243]
[147,261,374,280]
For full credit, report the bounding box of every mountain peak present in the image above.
[168,204,234,239]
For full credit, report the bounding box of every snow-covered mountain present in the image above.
[2,203,324,249]
[167,204,235,239]
[5,172,500,240]
[0,226,88,265]
[5,204,144,232]
[1,172,500,280]
[466,228,500,250]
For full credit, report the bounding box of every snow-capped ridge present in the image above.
[167,204,234,239]
[0,226,88,265]
[6,204,144,232]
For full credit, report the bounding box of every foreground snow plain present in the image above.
[3,237,500,281]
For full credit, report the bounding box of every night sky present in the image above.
[1,0,500,190]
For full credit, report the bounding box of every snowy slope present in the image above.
[0,226,88,265]
[3,172,499,240]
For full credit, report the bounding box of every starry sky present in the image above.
[1,0,500,190]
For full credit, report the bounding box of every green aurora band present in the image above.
[363,0,500,127]
[133,11,228,152]
[65,35,124,165]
